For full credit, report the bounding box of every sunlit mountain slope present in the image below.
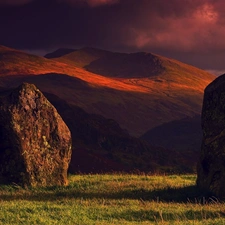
[45,47,215,136]
[0,45,215,136]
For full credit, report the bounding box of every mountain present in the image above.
[0,45,71,76]
[45,48,76,59]
[42,92,198,173]
[47,47,164,78]
[0,45,215,173]
[44,47,111,68]
[44,47,215,136]
[0,45,215,137]
[141,115,202,152]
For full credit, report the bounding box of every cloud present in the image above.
[118,0,223,53]
[55,0,119,7]
[0,0,225,71]
[0,0,119,7]
[0,0,32,5]
[71,0,119,7]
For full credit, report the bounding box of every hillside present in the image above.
[0,45,71,76]
[45,47,111,68]
[45,48,76,59]
[0,85,195,173]
[0,45,215,137]
[44,92,196,173]
[141,115,202,152]
[45,47,215,136]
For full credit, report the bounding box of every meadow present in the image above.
[0,174,224,225]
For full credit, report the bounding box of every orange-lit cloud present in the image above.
[124,2,222,53]
[194,3,218,23]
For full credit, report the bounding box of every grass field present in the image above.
[0,174,224,225]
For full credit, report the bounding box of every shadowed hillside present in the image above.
[43,92,198,173]
[141,115,202,152]
[0,71,210,137]
[86,52,164,78]
[45,47,111,68]
[0,84,197,173]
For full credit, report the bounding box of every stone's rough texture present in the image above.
[197,74,225,198]
[0,83,72,187]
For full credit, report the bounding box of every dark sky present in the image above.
[0,0,224,74]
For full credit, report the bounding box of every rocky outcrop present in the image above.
[197,74,225,198]
[0,83,72,187]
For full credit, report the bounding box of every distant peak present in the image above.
[44,48,77,59]
[79,46,111,54]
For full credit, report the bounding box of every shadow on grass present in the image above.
[0,185,215,203]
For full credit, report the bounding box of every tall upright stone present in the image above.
[197,74,225,198]
[0,83,72,187]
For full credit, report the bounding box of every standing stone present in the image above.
[197,74,225,198]
[0,83,72,187]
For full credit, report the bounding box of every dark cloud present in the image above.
[0,0,225,72]
[0,0,119,6]
[0,0,32,5]
[65,0,120,7]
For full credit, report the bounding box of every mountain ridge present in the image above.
[45,48,77,59]
[0,45,216,137]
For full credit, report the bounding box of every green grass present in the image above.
[0,174,224,224]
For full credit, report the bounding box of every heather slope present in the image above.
[0,45,71,76]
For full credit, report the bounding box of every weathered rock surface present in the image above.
[197,74,225,198]
[0,83,72,187]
